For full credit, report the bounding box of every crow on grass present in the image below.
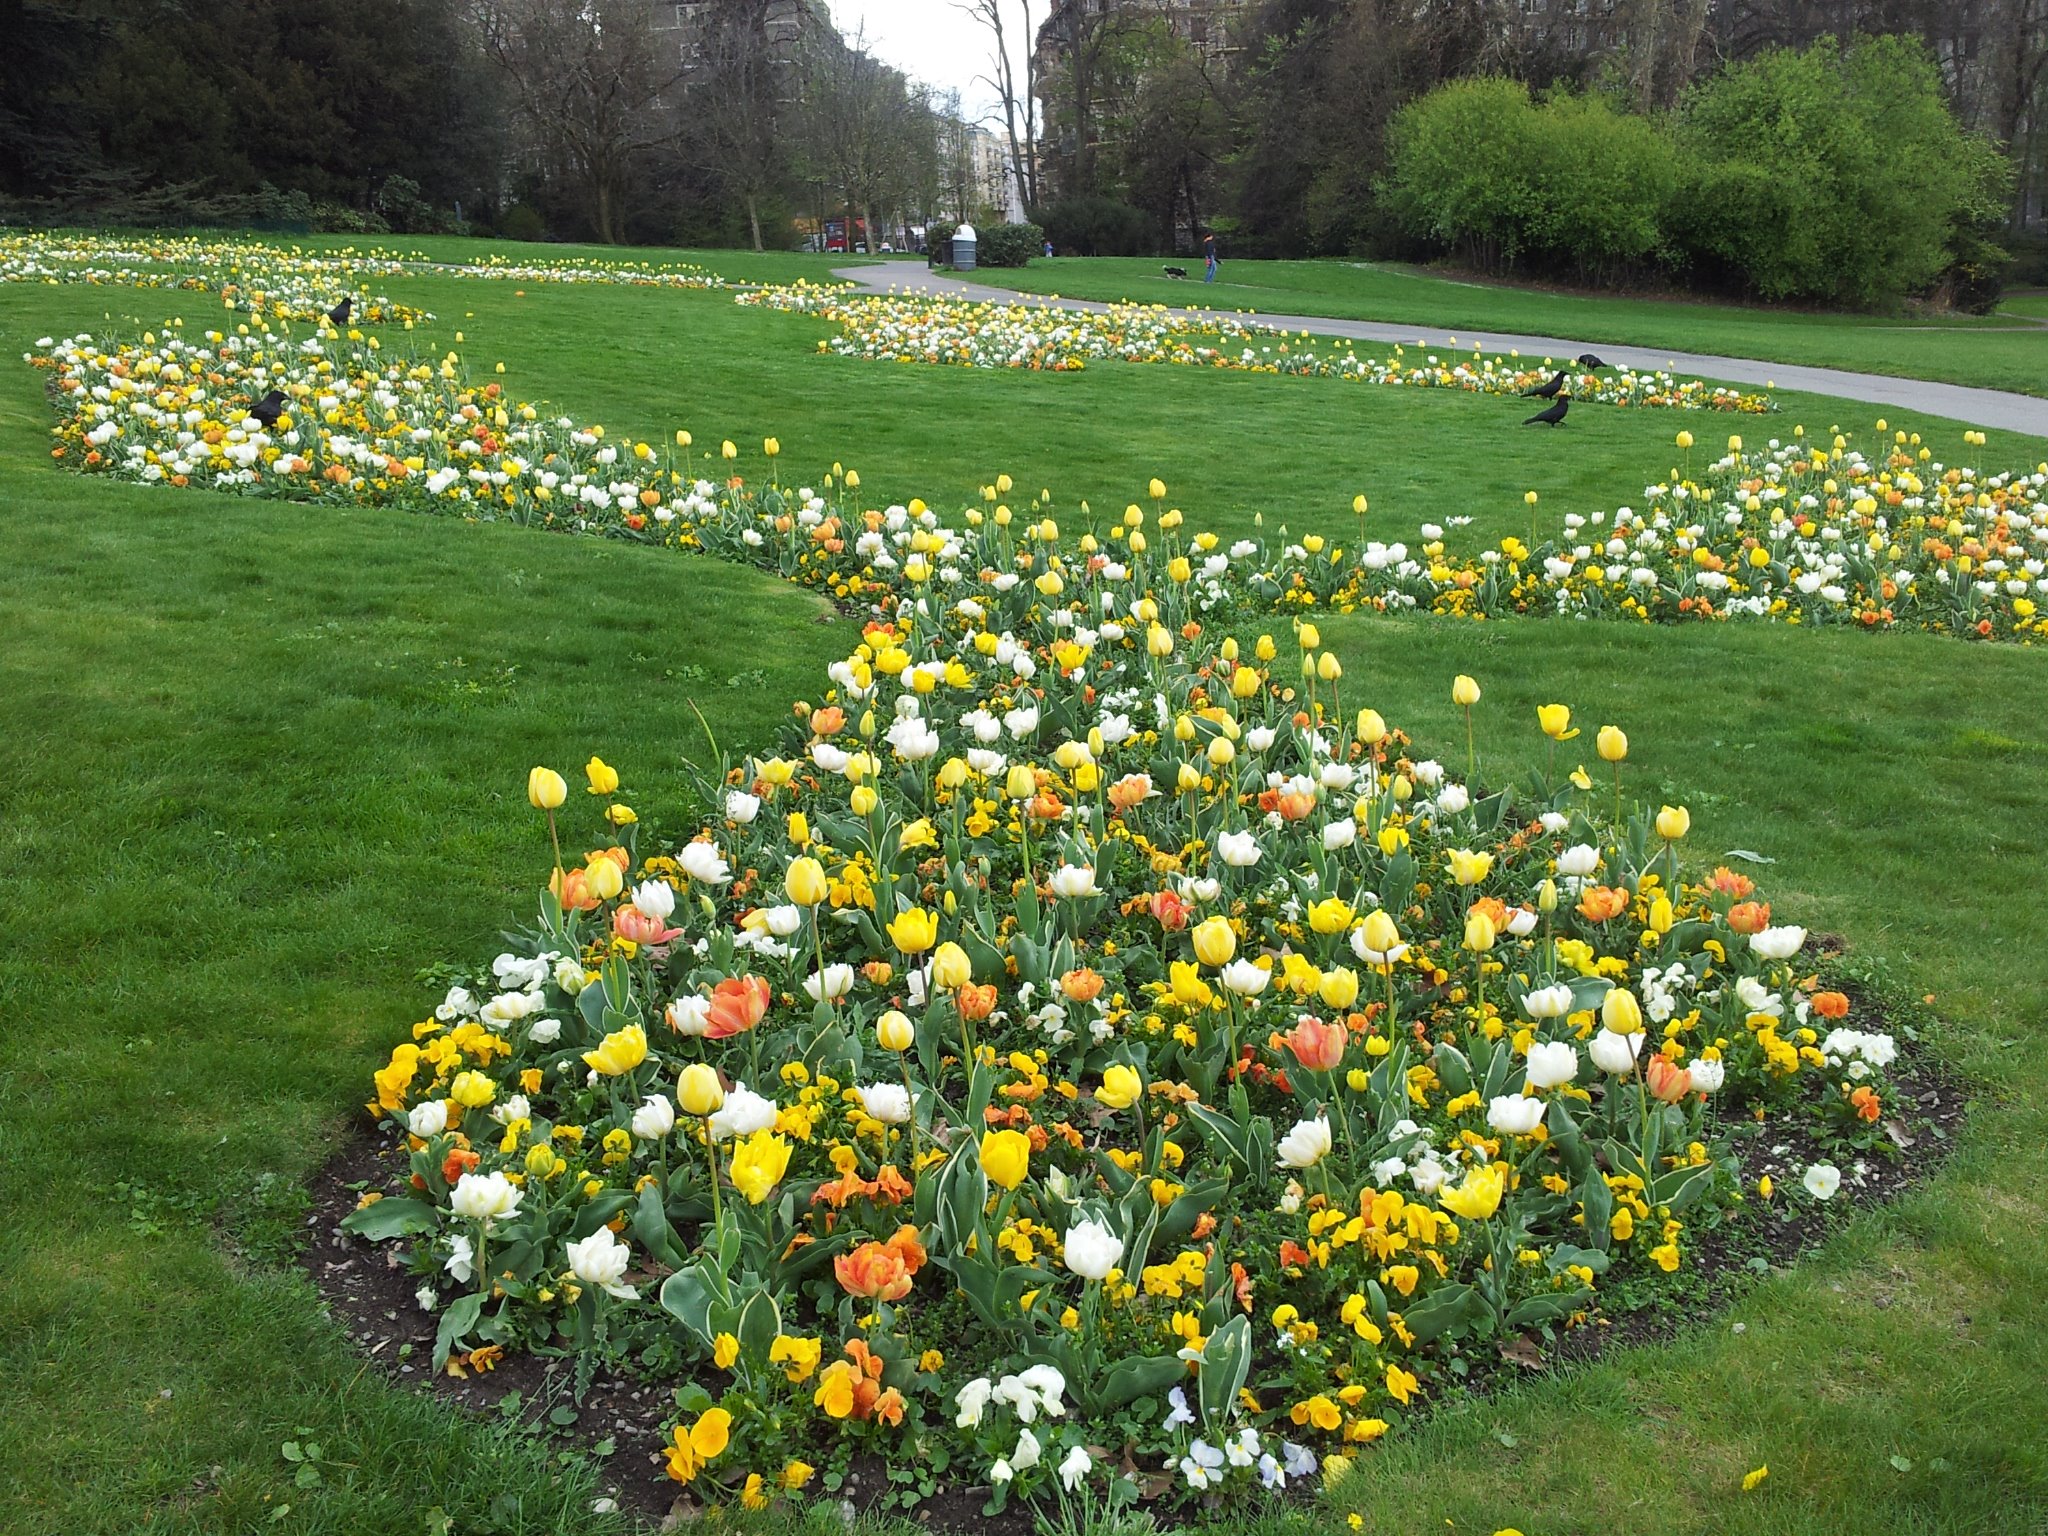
[1523,395,1570,426]
[1522,369,1566,400]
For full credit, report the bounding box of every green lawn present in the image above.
[966,255,2048,399]
[4,261,2047,1534]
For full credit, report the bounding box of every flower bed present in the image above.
[345,599,1913,1516]
[739,281,1772,412]
[29,323,2046,640]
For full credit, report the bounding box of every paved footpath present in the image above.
[833,265,2048,438]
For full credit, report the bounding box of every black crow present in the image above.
[247,389,287,428]
[328,296,352,325]
[1576,352,1608,368]
[1523,396,1570,427]
[1522,369,1566,399]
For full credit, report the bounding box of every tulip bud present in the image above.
[678,1063,725,1117]
[876,1010,915,1053]
[1006,764,1038,801]
[1655,805,1690,840]
[1317,653,1342,682]
[931,942,973,991]
[1298,623,1321,651]
[1356,709,1387,745]
[527,766,568,810]
[1601,987,1644,1035]
[850,784,878,816]
[1191,916,1236,967]
[1463,910,1496,952]
[1597,725,1629,763]
[1452,674,1481,707]
[786,856,828,906]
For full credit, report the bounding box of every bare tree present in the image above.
[955,0,1041,207]
[800,33,927,253]
[687,0,795,250]
[471,0,687,243]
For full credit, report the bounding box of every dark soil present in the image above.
[303,970,1971,1531]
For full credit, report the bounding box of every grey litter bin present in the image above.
[952,222,977,272]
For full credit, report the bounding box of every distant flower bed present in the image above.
[30,321,2043,640]
[739,282,1772,412]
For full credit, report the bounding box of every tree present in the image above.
[471,0,688,244]
[955,0,1041,208]
[799,35,930,252]
[686,0,798,251]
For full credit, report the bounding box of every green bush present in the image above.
[1037,196,1153,256]
[974,221,1044,268]
[1380,81,1673,282]
[1670,35,2011,307]
[497,203,548,244]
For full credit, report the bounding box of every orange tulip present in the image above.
[811,706,847,736]
[834,1226,926,1301]
[1060,967,1105,1003]
[1576,885,1631,923]
[1282,1016,1347,1072]
[1645,1056,1693,1103]
[1811,991,1850,1019]
[1149,889,1190,931]
[955,982,999,1023]
[705,976,772,1039]
[1728,901,1771,935]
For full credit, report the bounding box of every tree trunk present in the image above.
[747,192,763,252]
[862,202,875,254]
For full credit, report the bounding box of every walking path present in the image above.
[833,265,2048,437]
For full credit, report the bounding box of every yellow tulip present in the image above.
[1096,1064,1143,1111]
[1360,910,1402,956]
[1446,849,1493,886]
[1437,1163,1504,1220]
[1597,726,1629,763]
[584,857,624,901]
[584,756,619,796]
[887,907,938,954]
[1452,674,1481,708]
[729,1129,792,1204]
[1006,763,1038,801]
[1463,910,1496,952]
[583,1024,648,1077]
[448,1070,494,1108]
[786,856,828,907]
[1602,988,1644,1035]
[1298,623,1321,651]
[527,766,567,810]
[1317,652,1342,682]
[1191,916,1236,967]
[931,941,973,991]
[1308,897,1356,935]
[1656,805,1690,840]
[678,1062,725,1117]
[1537,704,1577,741]
[1148,478,1166,501]
[1356,709,1388,745]
[1318,967,1360,1011]
[876,1010,915,1052]
[849,784,878,817]
[981,1127,1030,1190]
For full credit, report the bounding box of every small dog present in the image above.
[1162,265,1188,279]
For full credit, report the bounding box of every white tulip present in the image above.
[1521,983,1575,1019]
[803,963,856,1002]
[1557,843,1602,877]
[856,1082,912,1124]
[630,880,675,921]
[1488,1094,1546,1135]
[1216,828,1263,867]
[1749,925,1808,960]
[565,1227,638,1299]
[1063,1217,1124,1280]
[449,1171,522,1228]
[1220,959,1270,996]
[724,789,761,823]
[1277,1116,1332,1169]
[1688,1057,1725,1093]
[631,1094,676,1140]
[678,841,731,885]
[407,1100,449,1138]
[666,995,712,1036]
[1523,1040,1579,1089]
[708,1083,779,1139]
[1321,819,1357,851]
[1588,1030,1644,1075]
[1047,864,1101,898]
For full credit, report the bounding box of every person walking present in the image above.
[1203,234,1219,283]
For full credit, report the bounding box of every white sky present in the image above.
[827,0,1026,124]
